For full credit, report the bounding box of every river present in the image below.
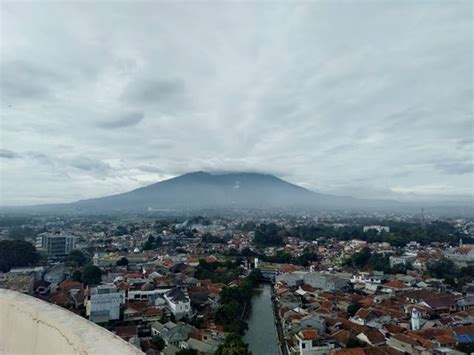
[244,283,280,355]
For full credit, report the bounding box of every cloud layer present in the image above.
[0,1,472,205]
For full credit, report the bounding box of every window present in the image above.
[302,343,306,349]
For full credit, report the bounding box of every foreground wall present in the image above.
[0,289,143,355]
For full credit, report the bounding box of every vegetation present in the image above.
[253,223,286,246]
[82,264,102,285]
[0,240,40,272]
[7,226,36,240]
[259,250,319,266]
[214,269,261,334]
[143,235,162,250]
[290,221,468,247]
[114,225,129,236]
[426,259,474,289]
[216,333,251,355]
[116,257,129,266]
[195,259,242,284]
[150,335,165,351]
[347,303,362,317]
[346,248,392,273]
[66,250,88,267]
[71,269,82,282]
[176,349,198,355]
[202,233,226,244]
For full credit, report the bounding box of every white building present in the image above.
[294,329,334,355]
[164,287,191,320]
[363,225,390,234]
[36,233,76,260]
[86,284,121,323]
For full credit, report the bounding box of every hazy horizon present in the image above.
[1,1,473,206]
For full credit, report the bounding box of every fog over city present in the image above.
[1,1,472,206]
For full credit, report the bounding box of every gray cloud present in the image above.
[433,160,473,175]
[0,149,20,159]
[0,1,472,205]
[121,77,187,108]
[98,111,145,129]
[0,61,61,101]
[68,156,111,173]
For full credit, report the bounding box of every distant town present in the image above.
[1,211,473,354]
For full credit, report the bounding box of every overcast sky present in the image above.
[0,1,472,206]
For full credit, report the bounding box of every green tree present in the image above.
[66,250,88,267]
[7,226,34,240]
[347,303,361,317]
[116,257,129,266]
[143,235,162,250]
[253,223,285,246]
[0,240,40,272]
[151,335,165,351]
[176,350,197,355]
[216,333,251,355]
[82,264,102,285]
[71,269,82,282]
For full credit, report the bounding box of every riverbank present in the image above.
[244,284,280,355]
[271,285,289,355]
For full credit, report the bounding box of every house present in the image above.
[350,308,383,326]
[382,280,410,294]
[150,321,196,347]
[86,284,121,323]
[356,328,386,346]
[386,333,431,354]
[164,287,192,320]
[294,329,335,355]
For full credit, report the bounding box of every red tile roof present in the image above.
[299,329,320,340]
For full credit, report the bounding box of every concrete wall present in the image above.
[0,289,143,355]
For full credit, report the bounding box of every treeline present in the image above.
[426,259,474,289]
[201,233,226,244]
[0,240,40,272]
[143,235,163,250]
[226,247,320,267]
[345,248,407,274]
[214,269,261,334]
[259,250,320,267]
[195,259,242,284]
[289,221,467,247]
[253,223,286,246]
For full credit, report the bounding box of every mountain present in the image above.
[6,171,470,215]
[2,171,471,216]
[71,171,347,211]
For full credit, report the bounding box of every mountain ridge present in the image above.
[2,171,470,215]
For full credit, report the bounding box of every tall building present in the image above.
[36,233,76,260]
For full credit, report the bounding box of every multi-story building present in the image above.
[164,287,192,320]
[86,284,121,323]
[36,233,76,260]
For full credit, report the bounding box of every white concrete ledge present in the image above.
[0,289,143,355]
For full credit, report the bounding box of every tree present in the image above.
[253,223,285,246]
[176,349,197,355]
[71,269,82,282]
[143,235,162,250]
[0,240,40,272]
[116,257,129,266]
[347,303,361,317]
[66,250,88,267]
[7,226,34,240]
[151,335,165,351]
[216,333,251,355]
[82,264,102,285]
